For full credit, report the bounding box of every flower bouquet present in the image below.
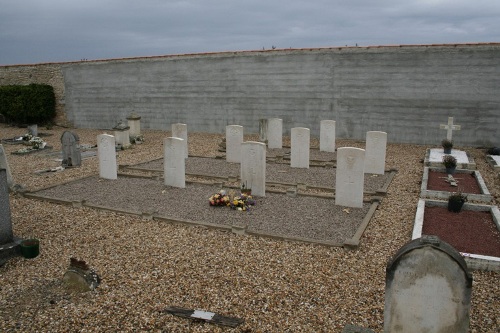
[209,190,230,206]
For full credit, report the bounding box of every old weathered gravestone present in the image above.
[0,169,13,245]
[241,141,266,197]
[267,118,283,149]
[113,120,131,149]
[290,127,310,169]
[27,124,38,137]
[364,131,387,175]
[226,125,243,163]
[320,120,336,153]
[384,235,472,333]
[98,134,117,180]
[0,144,14,189]
[164,137,185,188]
[126,113,141,137]
[61,131,81,167]
[335,147,365,208]
[171,123,188,158]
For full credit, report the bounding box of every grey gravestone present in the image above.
[0,144,14,188]
[28,124,38,137]
[384,236,472,333]
[61,131,81,167]
[0,169,13,244]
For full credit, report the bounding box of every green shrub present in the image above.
[0,84,56,124]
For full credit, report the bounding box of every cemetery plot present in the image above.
[420,167,492,203]
[27,176,378,247]
[412,199,500,271]
[425,148,476,169]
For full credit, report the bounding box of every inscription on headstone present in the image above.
[98,134,117,180]
[320,120,336,152]
[164,137,185,188]
[267,118,283,149]
[241,141,266,196]
[290,127,310,168]
[384,236,472,333]
[61,131,82,167]
[226,125,243,163]
[335,147,365,208]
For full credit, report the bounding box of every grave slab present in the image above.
[486,154,500,172]
[425,148,476,169]
[413,199,500,271]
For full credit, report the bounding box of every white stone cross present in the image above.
[440,117,461,141]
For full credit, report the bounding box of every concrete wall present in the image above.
[2,44,499,146]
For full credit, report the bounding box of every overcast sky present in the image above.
[1,0,499,66]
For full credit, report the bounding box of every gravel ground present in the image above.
[1,124,499,332]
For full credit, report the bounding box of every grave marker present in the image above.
[320,120,336,152]
[0,144,14,189]
[127,113,141,137]
[172,123,188,158]
[0,169,13,244]
[290,127,310,168]
[385,236,472,333]
[28,124,38,137]
[267,118,282,149]
[335,147,365,208]
[226,125,243,163]
[61,131,82,167]
[241,141,266,196]
[440,117,461,141]
[113,120,131,149]
[258,119,268,142]
[364,131,387,175]
[98,134,117,180]
[164,137,185,188]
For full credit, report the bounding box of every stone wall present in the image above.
[0,63,67,125]
[1,44,499,146]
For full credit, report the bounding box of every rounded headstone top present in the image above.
[126,113,141,120]
[113,120,130,131]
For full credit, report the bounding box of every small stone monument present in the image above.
[320,120,336,153]
[113,120,131,149]
[126,112,141,138]
[241,141,266,196]
[335,147,365,208]
[63,258,101,292]
[290,127,310,168]
[267,118,283,149]
[164,137,185,188]
[61,131,82,167]
[258,119,268,142]
[384,236,472,333]
[28,124,38,137]
[226,125,243,163]
[171,123,188,158]
[440,116,461,141]
[98,134,117,180]
[364,131,387,175]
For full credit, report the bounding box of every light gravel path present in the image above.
[0,125,498,332]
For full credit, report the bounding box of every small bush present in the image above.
[0,84,55,125]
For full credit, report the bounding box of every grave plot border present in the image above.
[412,198,500,271]
[420,167,492,203]
[424,148,476,170]
[23,174,381,249]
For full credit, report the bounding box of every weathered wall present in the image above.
[1,44,499,146]
[0,63,67,125]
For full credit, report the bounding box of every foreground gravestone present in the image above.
[385,236,472,333]
[164,137,185,188]
[335,147,365,208]
[364,131,387,175]
[0,169,13,245]
[241,141,266,196]
[320,120,336,152]
[226,125,243,163]
[171,123,188,158]
[0,145,14,189]
[98,134,117,180]
[267,118,282,149]
[291,127,310,168]
[61,131,82,167]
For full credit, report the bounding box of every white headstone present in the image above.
[241,141,266,197]
[0,169,13,244]
[364,131,387,175]
[226,125,243,163]
[113,121,131,149]
[440,117,461,141]
[164,137,186,188]
[127,113,141,137]
[0,145,14,188]
[98,134,117,180]
[335,147,365,208]
[385,236,472,333]
[320,120,336,152]
[290,127,310,169]
[171,123,188,158]
[267,118,282,149]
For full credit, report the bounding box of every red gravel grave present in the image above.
[427,170,481,193]
[423,206,500,257]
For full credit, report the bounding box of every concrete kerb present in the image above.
[343,198,381,250]
[412,198,500,271]
[420,167,492,203]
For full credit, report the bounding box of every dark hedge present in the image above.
[0,84,56,124]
